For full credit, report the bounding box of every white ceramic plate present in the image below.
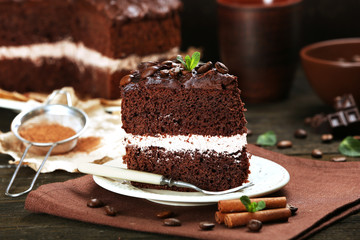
[93,155,290,206]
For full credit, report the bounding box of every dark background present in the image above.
[180,0,360,61]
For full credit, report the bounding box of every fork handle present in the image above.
[78,163,163,185]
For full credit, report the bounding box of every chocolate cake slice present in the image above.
[0,0,182,99]
[120,56,250,192]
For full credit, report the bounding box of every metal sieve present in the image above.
[5,90,88,197]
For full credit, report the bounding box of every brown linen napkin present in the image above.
[25,144,360,240]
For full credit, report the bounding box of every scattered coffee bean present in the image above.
[215,61,229,74]
[321,134,333,143]
[104,205,117,216]
[337,57,346,62]
[304,117,312,125]
[247,219,262,232]
[277,140,292,149]
[141,66,159,79]
[311,149,323,158]
[142,61,157,68]
[161,60,173,68]
[156,210,174,219]
[288,204,298,215]
[353,135,360,141]
[197,61,213,74]
[169,66,181,77]
[199,221,215,231]
[159,69,169,77]
[332,156,347,162]
[247,129,253,136]
[119,74,132,86]
[294,129,307,139]
[352,55,360,62]
[87,198,104,208]
[163,218,181,226]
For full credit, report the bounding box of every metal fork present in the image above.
[78,163,253,195]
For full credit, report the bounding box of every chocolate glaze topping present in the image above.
[1,0,182,22]
[87,0,182,21]
[120,59,238,91]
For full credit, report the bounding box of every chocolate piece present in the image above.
[333,94,356,111]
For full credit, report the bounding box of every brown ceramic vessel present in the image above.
[300,38,360,106]
[217,0,302,103]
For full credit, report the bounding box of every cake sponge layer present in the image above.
[123,146,250,192]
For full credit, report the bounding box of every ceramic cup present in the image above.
[217,0,302,103]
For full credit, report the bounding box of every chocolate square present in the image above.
[344,108,360,123]
[333,94,357,111]
[327,112,347,127]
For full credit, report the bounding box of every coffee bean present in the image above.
[159,69,169,77]
[332,156,347,162]
[141,66,159,79]
[142,61,157,68]
[321,134,333,143]
[247,219,262,232]
[119,74,132,86]
[214,61,229,74]
[87,198,104,208]
[197,61,213,74]
[304,117,312,125]
[337,57,346,62]
[311,149,323,158]
[277,140,292,149]
[169,67,181,77]
[352,55,360,62]
[161,60,174,68]
[353,135,360,141]
[294,129,307,139]
[156,210,174,219]
[288,204,298,215]
[163,218,181,226]
[104,205,117,216]
[199,221,215,231]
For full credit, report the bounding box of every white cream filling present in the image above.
[0,40,179,73]
[125,133,247,154]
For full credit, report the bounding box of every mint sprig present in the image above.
[339,136,360,157]
[240,195,266,213]
[256,131,277,146]
[177,52,200,71]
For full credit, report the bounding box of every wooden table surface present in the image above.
[0,68,359,240]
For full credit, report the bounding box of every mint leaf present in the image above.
[190,52,200,70]
[177,52,201,71]
[257,131,277,146]
[240,195,252,212]
[176,55,186,66]
[240,195,266,213]
[185,55,191,70]
[254,200,266,211]
[339,136,360,157]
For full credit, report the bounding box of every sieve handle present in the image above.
[78,163,164,185]
[45,90,72,106]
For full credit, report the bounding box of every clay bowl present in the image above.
[300,38,360,106]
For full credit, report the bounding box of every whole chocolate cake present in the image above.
[120,56,250,191]
[0,0,182,99]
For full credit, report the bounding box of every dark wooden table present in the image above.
[0,68,359,240]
